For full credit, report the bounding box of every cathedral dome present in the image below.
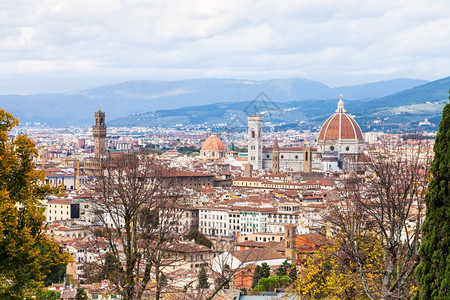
[201,136,225,151]
[318,96,363,141]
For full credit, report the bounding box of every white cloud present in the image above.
[0,0,449,93]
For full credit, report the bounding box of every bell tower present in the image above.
[284,224,297,263]
[248,115,263,170]
[93,106,107,158]
[303,147,312,173]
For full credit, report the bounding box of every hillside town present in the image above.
[10,96,434,299]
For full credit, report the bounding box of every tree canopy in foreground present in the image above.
[291,136,432,299]
[415,91,450,299]
[0,109,70,298]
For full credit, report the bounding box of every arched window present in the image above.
[305,152,308,161]
[252,131,255,138]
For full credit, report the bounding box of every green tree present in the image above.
[276,260,297,281]
[252,263,271,288]
[160,273,168,288]
[0,109,71,298]
[184,228,213,248]
[75,287,87,300]
[104,252,119,275]
[415,91,450,299]
[43,247,68,286]
[197,266,210,289]
[252,265,262,289]
[254,275,292,293]
[36,290,61,300]
[260,263,270,279]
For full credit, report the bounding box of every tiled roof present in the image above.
[233,247,286,263]
[201,136,225,151]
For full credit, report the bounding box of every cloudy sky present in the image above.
[1,0,449,94]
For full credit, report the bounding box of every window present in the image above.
[252,131,255,138]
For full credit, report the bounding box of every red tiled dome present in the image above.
[201,136,225,151]
[318,97,363,141]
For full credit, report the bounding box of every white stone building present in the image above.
[199,206,230,237]
[248,96,366,173]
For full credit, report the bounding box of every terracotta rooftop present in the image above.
[47,198,72,205]
[201,136,225,151]
[318,99,363,141]
[233,247,286,263]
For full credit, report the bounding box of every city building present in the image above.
[85,107,107,174]
[199,136,226,160]
[317,95,366,172]
[248,96,366,173]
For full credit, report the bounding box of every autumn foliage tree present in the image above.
[292,137,432,299]
[0,109,70,298]
[328,139,431,299]
[291,237,381,299]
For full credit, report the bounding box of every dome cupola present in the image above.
[318,95,363,141]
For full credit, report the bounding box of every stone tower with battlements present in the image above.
[93,107,107,158]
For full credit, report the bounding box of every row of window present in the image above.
[200,214,226,220]
[200,221,227,228]
[48,210,69,215]
[268,214,298,219]
[267,154,300,159]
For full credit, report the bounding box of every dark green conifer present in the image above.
[75,287,87,300]
[197,266,209,289]
[252,265,262,288]
[415,89,450,299]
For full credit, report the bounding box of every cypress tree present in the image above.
[415,90,450,299]
[252,265,262,288]
[260,263,271,279]
[198,266,209,289]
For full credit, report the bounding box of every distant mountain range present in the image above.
[0,77,430,126]
[110,77,450,133]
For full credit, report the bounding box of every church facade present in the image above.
[248,96,366,173]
